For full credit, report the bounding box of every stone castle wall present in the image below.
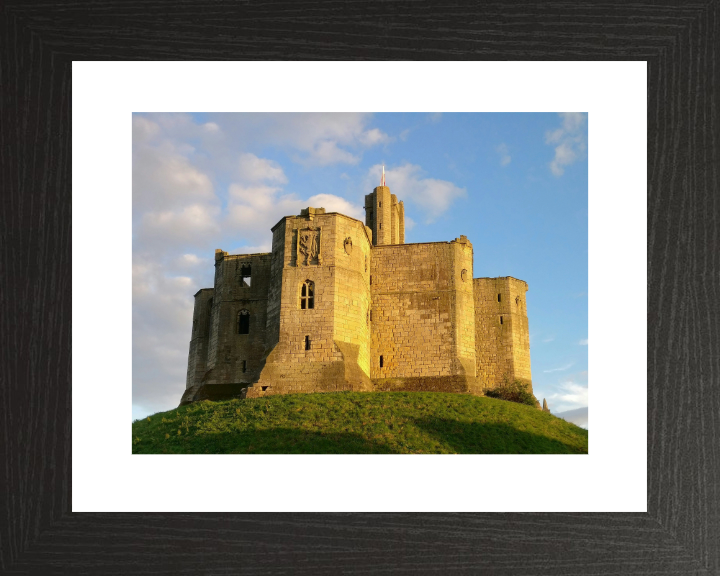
[202,251,272,387]
[369,237,477,393]
[473,277,532,392]
[185,288,214,389]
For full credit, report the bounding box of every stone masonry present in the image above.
[180,184,533,405]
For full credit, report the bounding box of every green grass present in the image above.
[132,392,588,454]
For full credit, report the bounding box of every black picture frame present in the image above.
[2,2,718,574]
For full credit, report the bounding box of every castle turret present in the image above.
[365,186,404,246]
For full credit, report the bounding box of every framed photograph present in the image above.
[3,3,718,573]
[130,110,590,457]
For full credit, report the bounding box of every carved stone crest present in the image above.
[298,226,321,266]
[344,236,353,255]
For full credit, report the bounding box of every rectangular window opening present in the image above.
[238,313,250,334]
[240,265,252,287]
[498,293,502,302]
[500,316,503,325]
[242,360,247,373]
[301,299,306,310]
[380,355,384,368]
[308,298,314,309]
[305,335,311,351]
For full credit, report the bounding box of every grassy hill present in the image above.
[132,392,588,454]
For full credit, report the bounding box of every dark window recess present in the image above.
[238,310,250,334]
[379,223,382,230]
[370,275,372,285]
[379,201,382,208]
[370,310,372,321]
[261,386,268,391]
[241,360,247,373]
[240,264,252,287]
[300,280,314,309]
[380,355,384,368]
[498,293,502,302]
[305,335,311,350]
[500,316,503,325]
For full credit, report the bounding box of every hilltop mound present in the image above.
[132,392,588,454]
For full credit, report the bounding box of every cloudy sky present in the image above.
[132,112,588,427]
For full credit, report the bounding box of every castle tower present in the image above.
[364,170,404,246]
[473,276,533,395]
[249,206,373,397]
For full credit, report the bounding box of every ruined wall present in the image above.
[473,276,532,392]
[202,251,272,387]
[370,237,477,392]
[185,288,214,389]
[251,210,372,396]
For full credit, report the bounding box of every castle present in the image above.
[181,181,533,405]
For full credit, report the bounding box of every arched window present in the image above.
[237,309,250,334]
[300,280,314,309]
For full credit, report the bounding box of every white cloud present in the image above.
[365,163,466,223]
[300,140,360,166]
[579,338,588,345]
[545,372,589,413]
[136,203,221,250]
[543,363,573,373]
[496,143,511,166]
[359,128,392,147]
[404,216,416,231]
[133,141,215,214]
[228,244,272,255]
[132,256,204,413]
[132,115,160,143]
[307,194,364,221]
[209,113,389,167]
[545,112,587,176]
[237,153,287,183]
[542,336,555,343]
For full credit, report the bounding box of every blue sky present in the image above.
[132,112,588,425]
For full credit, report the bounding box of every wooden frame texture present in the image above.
[1,2,718,574]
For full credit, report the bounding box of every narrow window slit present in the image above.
[380,355,384,368]
[305,335,311,350]
[238,310,250,334]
